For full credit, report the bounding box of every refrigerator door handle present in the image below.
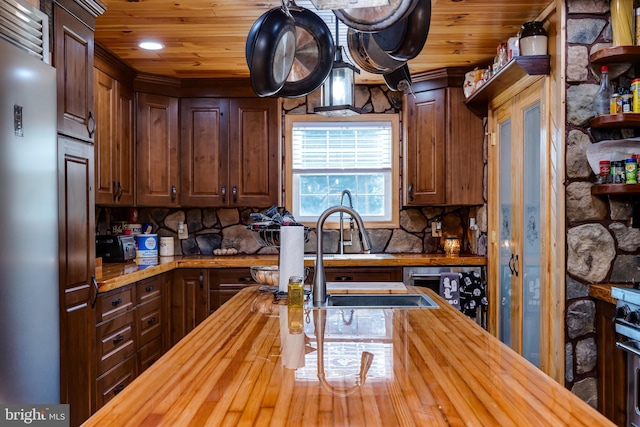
[91,276,98,308]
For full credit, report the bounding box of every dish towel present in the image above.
[439,272,461,310]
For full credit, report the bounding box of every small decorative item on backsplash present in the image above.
[444,238,461,256]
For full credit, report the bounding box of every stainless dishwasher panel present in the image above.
[403,266,487,328]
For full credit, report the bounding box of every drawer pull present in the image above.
[145,285,154,292]
[112,298,122,307]
[113,335,124,345]
[334,276,353,281]
[113,384,125,395]
[147,317,156,325]
[147,359,157,368]
[238,276,254,283]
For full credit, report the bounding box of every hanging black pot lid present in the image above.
[246,7,297,97]
[371,0,431,61]
[277,6,335,98]
[333,0,418,33]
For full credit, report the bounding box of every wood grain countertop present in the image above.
[95,254,487,293]
[589,283,632,304]
[82,286,613,427]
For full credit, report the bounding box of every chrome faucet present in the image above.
[339,190,354,254]
[312,205,372,306]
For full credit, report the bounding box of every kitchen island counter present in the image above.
[82,286,612,426]
[96,253,487,293]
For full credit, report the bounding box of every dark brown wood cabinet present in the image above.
[94,67,134,205]
[595,299,627,426]
[180,97,279,207]
[57,135,96,426]
[403,74,484,206]
[170,269,209,345]
[53,0,102,142]
[94,274,168,412]
[136,92,179,206]
[209,268,258,313]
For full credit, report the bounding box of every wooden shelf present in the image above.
[590,113,640,129]
[591,183,640,195]
[464,55,550,115]
[590,45,640,64]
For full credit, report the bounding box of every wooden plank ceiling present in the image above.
[94,0,553,83]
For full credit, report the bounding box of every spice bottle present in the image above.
[595,66,612,116]
[287,275,304,309]
[626,158,638,183]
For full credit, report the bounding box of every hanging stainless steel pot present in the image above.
[246,7,297,97]
[372,0,431,61]
[383,63,411,91]
[347,28,405,75]
[277,6,335,98]
[333,0,418,32]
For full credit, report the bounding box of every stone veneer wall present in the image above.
[96,84,488,257]
[565,0,640,406]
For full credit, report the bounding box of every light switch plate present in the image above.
[178,223,189,240]
[431,221,442,237]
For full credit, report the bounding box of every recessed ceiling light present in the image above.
[139,41,164,51]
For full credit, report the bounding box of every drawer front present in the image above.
[96,355,137,410]
[97,286,135,323]
[137,296,162,347]
[138,336,163,374]
[97,311,136,376]
[137,276,162,304]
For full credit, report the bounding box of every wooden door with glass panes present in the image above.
[488,78,546,368]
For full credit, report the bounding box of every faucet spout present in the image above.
[313,205,372,306]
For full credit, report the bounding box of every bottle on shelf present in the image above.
[595,65,613,116]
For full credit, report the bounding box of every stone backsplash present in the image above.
[96,205,488,257]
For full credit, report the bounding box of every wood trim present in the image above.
[95,44,136,87]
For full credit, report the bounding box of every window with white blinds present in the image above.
[286,116,399,226]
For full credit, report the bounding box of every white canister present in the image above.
[159,236,175,257]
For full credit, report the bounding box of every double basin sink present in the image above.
[321,293,439,309]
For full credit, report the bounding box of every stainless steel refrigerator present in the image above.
[0,38,60,403]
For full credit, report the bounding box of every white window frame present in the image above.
[284,114,400,229]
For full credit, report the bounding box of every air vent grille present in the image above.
[0,0,48,63]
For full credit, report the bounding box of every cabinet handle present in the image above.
[513,254,519,277]
[145,285,154,292]
[113,384,125,395]
[334,276,353,281]
[508,254,515,275]
[117,182,123,201]
[112,181,118,202]
[147,317,156,325]
[171,185,177,203]
[112,298,122,307]
[199,272,204,290]
[113,335,124,345]
[87,111,96,138]
[238,276,254,282]
[221,186,226,202]
[408,183,414,202]
[91,276,98,308]
[232,186,237,203]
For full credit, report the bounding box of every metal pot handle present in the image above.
[616,340,640,357]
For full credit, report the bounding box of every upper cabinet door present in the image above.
[180,98,230,206]
[54,3,95,142]
[94,69,116,204]
[136,93,179,207]
[228,98,279,207]
[404,88,446,205]
[115,84,135,205]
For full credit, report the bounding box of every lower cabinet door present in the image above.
[138,336,163,374]
[96,355,136,409]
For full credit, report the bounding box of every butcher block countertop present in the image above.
[82,286,612,427]
[95,253,487,293]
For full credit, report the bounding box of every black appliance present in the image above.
[96,235,137,262]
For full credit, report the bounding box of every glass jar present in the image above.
[519,21,548,56]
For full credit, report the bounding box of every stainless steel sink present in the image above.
[322,293,439,309]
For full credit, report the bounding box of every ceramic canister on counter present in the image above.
[135,234,158,258]
[159,236,175,257]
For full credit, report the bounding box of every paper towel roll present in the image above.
[278,225,305,293]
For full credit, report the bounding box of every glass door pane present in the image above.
[521,101,541,367]
[498,117,512,346]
